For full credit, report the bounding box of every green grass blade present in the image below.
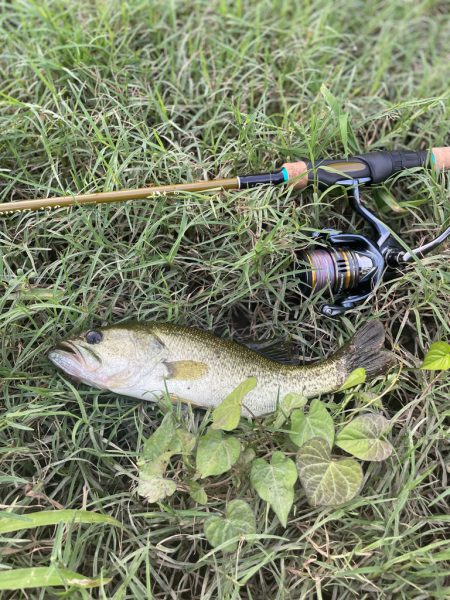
[0,566,110,590]
[0,510,122,534]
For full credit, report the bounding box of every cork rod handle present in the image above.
[432,147,450,170]
[281,160,309,189]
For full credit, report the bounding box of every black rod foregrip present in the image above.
[305,150,429,187]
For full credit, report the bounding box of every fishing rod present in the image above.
[1,145,449,316]
[0,147,449,214]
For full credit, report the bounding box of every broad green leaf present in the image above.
[239,447,256,465]
[140,415,194,465]
[0,510,121,534]
[138,450,173,480]
[296,437,363,507]
[420,342,450,371]
[272,393,307,429]
[137,414,195,501]
[187,481,208,505]
[281,392,308,413]
[335,414,393,461]
[0,566,110,590]
[141,413,176,463]
[339,368,367,391]
[137,475,177,503]
[169,428,197,455]
[211,377,257,430]
[250,451,297,527]
[204,499,256,552]
[289,399,334,448]
[196,429,241,478]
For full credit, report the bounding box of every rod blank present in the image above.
[0,178,239,214]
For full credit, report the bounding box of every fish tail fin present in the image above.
[338,320,396,378]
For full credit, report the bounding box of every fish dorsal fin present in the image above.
[164,360,209,380]
[242,338,297,364]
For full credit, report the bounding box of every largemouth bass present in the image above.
[48,320,394,417]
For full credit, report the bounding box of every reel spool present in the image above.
[296,180,450,316]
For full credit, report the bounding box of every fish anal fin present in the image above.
[164,360,208,380]
[168,393,201,407]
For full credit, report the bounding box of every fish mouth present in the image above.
[48,340,101,383]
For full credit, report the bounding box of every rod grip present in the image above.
[281,161,309,189]
[432,147,450,170]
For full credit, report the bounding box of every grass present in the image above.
[0,0,449,597]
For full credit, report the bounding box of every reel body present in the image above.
[297,179,450,316]
[298,232,384,317]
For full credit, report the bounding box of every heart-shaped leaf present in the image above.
[211,377,257,430]
[281,392,308,413]
[137,414,196,502]
[137,475,177,503]
[420,341,450,371]
[272,393,308,429]
[289,399,334,448]
[141,413,176,463]
[196,429,240,478]
[186,480,208,505]
[335,414,393,461]
[204,499,256,552]
[169,428,197,455]
[250,451,297,527]
[339,368,367,391]
[296,437,363,507]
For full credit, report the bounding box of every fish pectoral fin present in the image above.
[164,360,208,380]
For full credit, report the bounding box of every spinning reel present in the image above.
[297,177,450,316]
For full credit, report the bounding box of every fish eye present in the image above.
[85,330,103,345]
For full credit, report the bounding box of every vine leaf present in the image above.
[289,399,334,448]
[296,437,363,507]
[186,480,208,505]
[272,392,308,429]
[137,475,177,503]
[335,414,393,461]
[281,392,308,414]
[250,451,297,527]
[211,377,257,431]
[170,428,197,456]
[339,367,367,391]
[140,413,176,464]
[420,341,450,371]
[137,413,195,503]
[196,429,240,478]
[204,499,256,552]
